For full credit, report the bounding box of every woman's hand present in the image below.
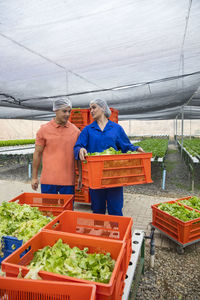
[138,147,145,153]
[79,147,88,161]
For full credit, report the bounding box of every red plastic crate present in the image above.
[2,231,126,300]
[69,109,90,129]
[90,108,118,124]
[9,193,74,216]
[82,152,153,189]
[42,210,132,272]
[0,277,96,300]
[74,185,91,203]
[152,200,200,245]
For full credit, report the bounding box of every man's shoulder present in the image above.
[68,121,81,132]
[39,120,53,131]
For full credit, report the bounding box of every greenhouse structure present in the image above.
[0,1,200,300]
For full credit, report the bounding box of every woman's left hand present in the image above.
[138,147,145,153]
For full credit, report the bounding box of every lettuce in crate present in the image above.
[0,201,53,256]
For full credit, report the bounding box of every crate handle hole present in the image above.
[52,221,60,229]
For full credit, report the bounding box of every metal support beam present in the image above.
[181,107,184,158]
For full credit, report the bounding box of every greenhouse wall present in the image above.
[0,119,200,140]
[119,120,200,137]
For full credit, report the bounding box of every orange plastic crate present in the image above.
[90,108,118,124]
[82,152,153,189]
[2,231,126,300]
[9,193,74,216]
[74,185,91,203]
[69,109,90,129]
[152,200,200,245]
[0,277,96,300]
[42,210,132,272]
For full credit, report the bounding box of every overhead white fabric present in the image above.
[0,0,200,120]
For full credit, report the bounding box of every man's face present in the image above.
[56,106,71,124]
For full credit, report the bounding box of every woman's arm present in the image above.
[117,125,144,153]
[74,127,89,160]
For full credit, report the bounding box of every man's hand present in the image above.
[79,148,88,161]
[31,178,39,191]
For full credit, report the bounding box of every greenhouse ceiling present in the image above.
[0,0,200,120]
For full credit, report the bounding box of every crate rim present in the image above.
[85,152,152,161]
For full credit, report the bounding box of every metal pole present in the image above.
[162,169,166,190]
[181,107,184,158]
[28,159,32,179]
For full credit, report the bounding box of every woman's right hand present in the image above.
[79,148,88,161]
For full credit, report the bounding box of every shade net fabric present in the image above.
[0,0,200,120]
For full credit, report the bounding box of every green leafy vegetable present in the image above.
[0,202,53,256]
[27,238,115,283]
[134,138,168,158]
[178,196,200,211]
[87,147,137,156]
[158,202,200,222]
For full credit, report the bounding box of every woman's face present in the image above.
[90,103,104,120]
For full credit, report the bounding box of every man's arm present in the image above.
[31,145,44,190]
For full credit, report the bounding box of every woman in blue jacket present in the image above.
[74,99,144,216]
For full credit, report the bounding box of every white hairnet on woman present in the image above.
[90,99,111,118]
[53,97,72,111]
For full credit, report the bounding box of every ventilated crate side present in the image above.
[82,153,152,189]
[9,193,74,216]
[0,277,96,300]
[152,201,200,245]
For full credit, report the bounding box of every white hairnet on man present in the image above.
[90,99,111,118]
[53,97,72,111]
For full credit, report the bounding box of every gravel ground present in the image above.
[135,245,200,300]
[0,141,200,300]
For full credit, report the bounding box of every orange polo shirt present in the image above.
[35,119,80,186]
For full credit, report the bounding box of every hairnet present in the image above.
[90,99,111,118]
[53,97,72,111]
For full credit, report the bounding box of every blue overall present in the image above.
[74,120,139,215]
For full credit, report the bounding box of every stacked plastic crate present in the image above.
[2,210,133,299]
[69,108,119,204]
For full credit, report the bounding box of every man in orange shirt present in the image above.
[31,98,81,194]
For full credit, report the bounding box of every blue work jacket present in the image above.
[74,120,139,159]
